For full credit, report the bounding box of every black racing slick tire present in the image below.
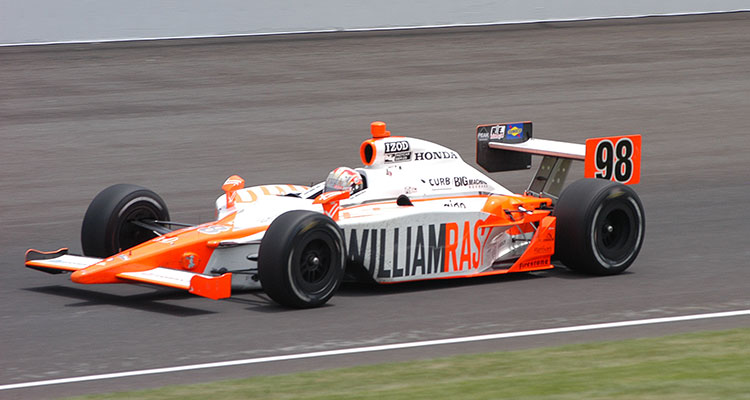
[81,184,170,258]
[554,178,645,275]
[258,210,346,308]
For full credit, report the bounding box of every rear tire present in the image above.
[81,184,169,257]
[258,210,346,308]
[554,178,645,275]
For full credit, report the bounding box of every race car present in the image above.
[25,121,645,308]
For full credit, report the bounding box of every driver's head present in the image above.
[325,167,364,195]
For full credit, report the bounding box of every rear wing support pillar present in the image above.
[525,157,573,201]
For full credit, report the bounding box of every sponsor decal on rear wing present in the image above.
[476,122,641,185]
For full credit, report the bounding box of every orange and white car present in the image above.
[25,121,644,308]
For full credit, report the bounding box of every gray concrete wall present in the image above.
[2,0,749,45]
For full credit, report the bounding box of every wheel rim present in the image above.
[299,239,332,285]
[114,203,161,252]
[289,226,342,298]
[593,197,641,266]
[599,209,630,249]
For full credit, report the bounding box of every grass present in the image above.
[69,328,750,400]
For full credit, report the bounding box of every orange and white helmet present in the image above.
[325,167,364,194]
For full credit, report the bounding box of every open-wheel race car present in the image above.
[25,121,645,308]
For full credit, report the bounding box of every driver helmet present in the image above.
[325,167,364,195]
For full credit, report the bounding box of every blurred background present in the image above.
[2,2,749,398]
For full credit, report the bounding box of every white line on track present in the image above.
[2,309,749,391]
[3,10,749,47]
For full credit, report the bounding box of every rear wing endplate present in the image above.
[476,122,641,199]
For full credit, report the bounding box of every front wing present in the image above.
[25,249,232,300]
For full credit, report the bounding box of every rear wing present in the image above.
[476,121,641,199]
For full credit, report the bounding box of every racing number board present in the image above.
[584,135,641,185]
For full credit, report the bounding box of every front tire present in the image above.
[554,178,645,275]
[258,210,346,308]
[81,184,170,257]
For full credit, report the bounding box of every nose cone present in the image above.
[71,268,93,283]
[70,260,117,284]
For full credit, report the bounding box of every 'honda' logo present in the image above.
[413,151,459,161]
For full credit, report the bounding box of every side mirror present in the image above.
[313,190,350,220]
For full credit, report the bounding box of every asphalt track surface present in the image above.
[2,12,749,399]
